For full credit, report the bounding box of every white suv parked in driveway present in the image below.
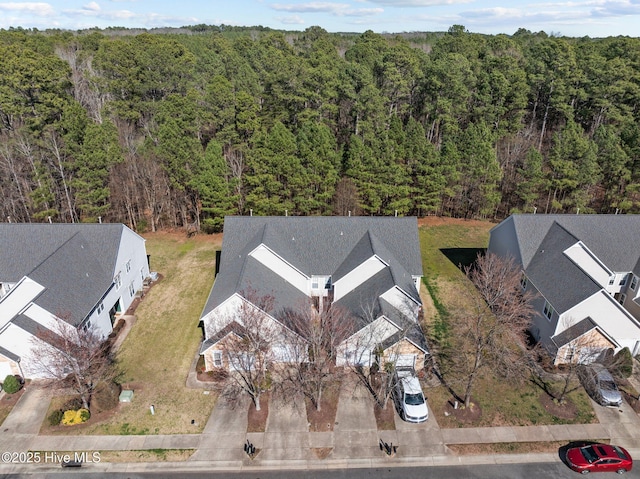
[394,367,428,423]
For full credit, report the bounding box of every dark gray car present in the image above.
[577,363,623,407]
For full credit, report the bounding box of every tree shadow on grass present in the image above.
[440,248,486,271]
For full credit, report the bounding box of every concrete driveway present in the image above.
[189,395,249,462]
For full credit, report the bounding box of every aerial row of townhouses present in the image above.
[0,215,639,381]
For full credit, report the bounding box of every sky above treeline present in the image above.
[0,0,639,38]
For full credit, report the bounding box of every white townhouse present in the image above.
[0,223,149,378]
[489,214,640,364]
[199,216,428,373]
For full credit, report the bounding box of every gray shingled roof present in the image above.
[0,224,125,325]
[201,216,423,317]
[550,317,597,349]
[526,222,602,314]
[508,214,640,272]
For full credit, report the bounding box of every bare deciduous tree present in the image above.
[277,300,353,412]
[442,252,536,408]
[215,290,280,411]
[28,316,114,410]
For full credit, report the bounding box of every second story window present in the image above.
[620,274,628,286]
[126,259,131,273]
[630,275,638,291]
[115,273,122,290]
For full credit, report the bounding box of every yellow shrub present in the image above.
[61,408,91,426]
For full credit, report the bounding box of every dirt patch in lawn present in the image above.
[538,393,580,420]
[98,449,195,462]
[312,447,332,459]
[306,381,340,432]
[443,397,482,423]
[247,392,269,433]
[374,403,396,430]
[449,441,566,455]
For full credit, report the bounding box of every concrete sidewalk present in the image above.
[2,382,640,474]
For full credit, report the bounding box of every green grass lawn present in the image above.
[426,376,596,428]
[418,218,597,427]
[71,232,221,435]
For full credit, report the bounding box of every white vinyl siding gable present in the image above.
[333,255,387,301]
[249,244,308,294]
[563,241,612,288]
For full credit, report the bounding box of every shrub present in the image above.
[48,409,64,426]
[61,408,90,426]
[91,380,121,413]
[207,369,229,382]
[2,375,21,394]
[611,347,634,379]
[79,408,91,421]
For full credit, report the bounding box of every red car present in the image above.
[566,443,633,474]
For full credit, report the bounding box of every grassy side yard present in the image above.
[47,232,221,435]
[418,218,597,427]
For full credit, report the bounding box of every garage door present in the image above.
[395,354,416,369]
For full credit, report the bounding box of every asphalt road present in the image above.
[3,463,640,479]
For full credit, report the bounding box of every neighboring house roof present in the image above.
[0,224,127,326]
[501,214,640,273]
[526,222,602,314]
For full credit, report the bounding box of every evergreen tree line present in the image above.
[1,25,639,231]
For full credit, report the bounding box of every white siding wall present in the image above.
[249,245,308,294]
[0,278,45,330]
[563,242,612,288]
[336,316,399,367]
[112,227,149,318]
[560,291,640,353]
[23,303,76,337]
[0,324,50,378]
[202,295,243,339]
[333,256,386,301]
[380,287,419,321]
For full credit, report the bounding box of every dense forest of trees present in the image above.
[1,25,639,231]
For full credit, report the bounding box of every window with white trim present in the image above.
[620,274,628,286]
[128,282,135,297]
[213,351,223,367]
[126,259,131,273]
[96,302,104,315]
[543,300,554,321]
[609,277,615,286]
[115,273,122,290]
[618,293,627,306]
[631,275,638,291]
